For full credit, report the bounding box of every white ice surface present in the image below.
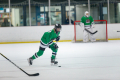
[0,40,120,80]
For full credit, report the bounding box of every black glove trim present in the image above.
[56,36,60,41]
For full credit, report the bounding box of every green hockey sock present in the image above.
[32,50,44,59]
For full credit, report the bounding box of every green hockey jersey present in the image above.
[81,16,94,26]
[41,29,60,45]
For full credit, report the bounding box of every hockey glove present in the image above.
[91,22,95,28]
[56,36,60,41]
[53,43,59,49]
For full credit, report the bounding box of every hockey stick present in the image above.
[79,23,98,34]
[85,28,98,34]
[0,53,39,76]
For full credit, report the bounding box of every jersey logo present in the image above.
[86,19,90,23]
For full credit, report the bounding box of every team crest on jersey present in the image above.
[86,19,90,23]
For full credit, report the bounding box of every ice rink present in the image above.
[0,40,120,80]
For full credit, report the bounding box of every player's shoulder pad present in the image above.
[44,32,48,35]
[81,16,85,20]
[43,31,51,37]
[89,16,93,18]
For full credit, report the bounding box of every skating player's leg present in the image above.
[28,46,45,65]
[49,43,58,64]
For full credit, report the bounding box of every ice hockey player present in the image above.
[81,11,96,42]
[28,24,61,65]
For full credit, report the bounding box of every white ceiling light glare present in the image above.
[83,4,86,6]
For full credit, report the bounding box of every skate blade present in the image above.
[51,63,58,66]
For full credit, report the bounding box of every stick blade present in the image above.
[93,30,98,34]
[28,73,39,76]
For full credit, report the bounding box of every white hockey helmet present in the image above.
[85,11,89,17]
